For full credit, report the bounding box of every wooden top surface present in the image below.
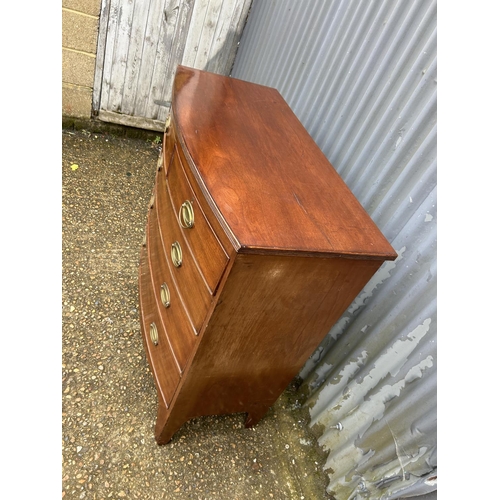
[172,65,397,260]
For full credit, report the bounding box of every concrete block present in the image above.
[63,49,96,88]
[63,83,93,119]
[62,9,98,54]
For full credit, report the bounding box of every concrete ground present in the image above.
[62,127,333,500]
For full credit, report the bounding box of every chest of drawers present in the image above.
[138,66,397,444]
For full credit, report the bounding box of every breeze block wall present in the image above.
[62,0,100,119]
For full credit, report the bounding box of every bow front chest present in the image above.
[138,66,397,444]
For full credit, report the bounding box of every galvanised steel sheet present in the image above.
[232,1,437,498]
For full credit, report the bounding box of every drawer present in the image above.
[155,170,212,332]
[166,149,229,294]
[138,246,180,409]
[147,197,197,371]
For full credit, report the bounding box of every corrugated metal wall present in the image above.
[232,1,437,499]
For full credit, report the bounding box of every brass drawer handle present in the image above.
[171,241,182,267]
[149,322,159,346]
[160,283,171,308]
[179,200,194,228]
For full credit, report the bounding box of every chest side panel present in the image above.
[173,253,382,418]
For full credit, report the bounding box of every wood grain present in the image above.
[173,65,398,260]
[140,66,398,444]
[172,128,236,258]
[166,254,382,421]
[95,1,252,129]
[182,0,253,74]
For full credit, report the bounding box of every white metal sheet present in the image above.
[232,1,437,498]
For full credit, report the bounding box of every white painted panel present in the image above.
[94,0,251,131]
[106,0,136,113]
[126,0,168,119]
[232,1,437,498]
[182,0,252,74]
[95,0,194,130]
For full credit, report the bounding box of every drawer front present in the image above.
[155,169,212,332]
[167,149,229,294]
[138,247,180,409]
[147,197,197,371]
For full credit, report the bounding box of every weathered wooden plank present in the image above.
[182,0,251,73]
[185,0,221,69]
[144,0,182,122]
[95,0,250,129]
[203,0,236,72]
[92,0,111,115]
[120,0,152,116]
[98,110,165,131]
[133,0,176,119]
[98,0,121,112]
[206,0,252,74]
[106,0,136,113]
[154,0,195,123]
[181,0,208,69]
[226,0,253,74]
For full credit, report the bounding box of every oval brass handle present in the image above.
[160,283,170,308]
[149,322,159,346]
[171,241,182,267]
[179,200,194,228]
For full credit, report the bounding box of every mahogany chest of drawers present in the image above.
[138,66,397,444]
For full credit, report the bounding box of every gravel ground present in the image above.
[62,128,332,500]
